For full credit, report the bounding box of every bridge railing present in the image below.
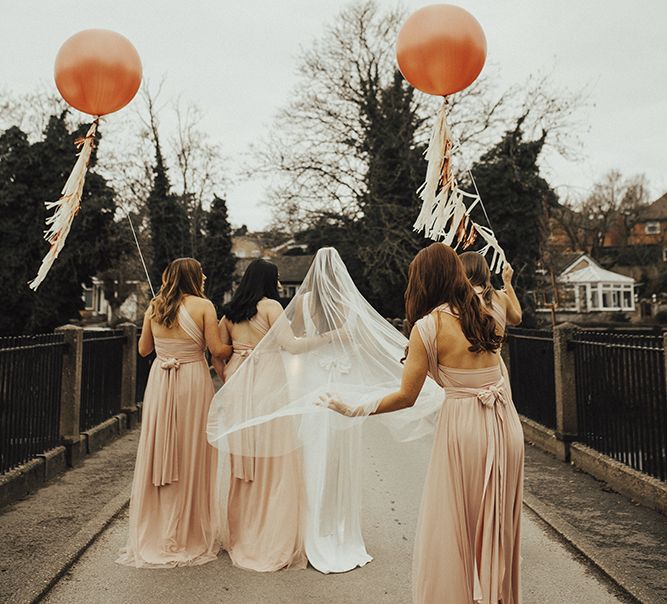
[80,330,125,431]
[507,328,556,430]
[0,323,141,475]
[572,330,666,481]
[0,334,66,474]
[506,325,667,483]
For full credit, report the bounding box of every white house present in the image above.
[557,253,636,313]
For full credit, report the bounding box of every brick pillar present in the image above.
[119,322,139,429]
[55,324,84,466]
[553,322,578,459]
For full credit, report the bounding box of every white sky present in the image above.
[1,0,666,230]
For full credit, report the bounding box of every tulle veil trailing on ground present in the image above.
[206,247,443,458]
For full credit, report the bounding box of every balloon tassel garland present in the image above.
[397,4,507,273]
[412,99,506,273]
[29,118,99,290]
[29,28,142,290]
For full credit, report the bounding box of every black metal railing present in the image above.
[573,331,667,481]
[0,334,65,474]
[135,331,154,405]
[80,330,124,431]
[507,328,557,430]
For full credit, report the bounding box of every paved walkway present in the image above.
[31,424,632,603]
[523,445,667,603]
[0,430,139,604]
[2,417,664,603]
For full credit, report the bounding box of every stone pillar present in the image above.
[55,324,84,466]
[119,322,139,429]
[553,322,578,458]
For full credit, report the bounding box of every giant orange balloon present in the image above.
[54,29,142,116]
[396,4,486,96]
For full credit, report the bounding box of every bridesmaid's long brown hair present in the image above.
[149,258,205,328]
[459,251,494,307]
[404,243,501,354]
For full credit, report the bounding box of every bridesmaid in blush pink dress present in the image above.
[117,258,231,568]
[327,243,524,603]
[211,259,312,572]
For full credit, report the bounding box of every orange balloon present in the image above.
[396,4,486,96]
[54,29,142,116]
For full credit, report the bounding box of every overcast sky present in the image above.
[1,0,666,230]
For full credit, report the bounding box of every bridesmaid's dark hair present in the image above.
[222,259,280,323]
[404,243,502,354]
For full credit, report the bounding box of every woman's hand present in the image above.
[502,262,514,286]
[318,393,366,417]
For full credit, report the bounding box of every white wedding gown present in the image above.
[298,293,372,573]
[207,248,442,575]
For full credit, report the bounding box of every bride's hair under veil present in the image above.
[206,247,443,459]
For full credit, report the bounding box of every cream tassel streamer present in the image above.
[414,99,506,272]
[29,119,99,291]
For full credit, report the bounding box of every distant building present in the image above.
[233,254,314,303]
[227,233,314,305]
[536,252,637,319]
[557,253,635,313]
[628,193,667,256]
[81,277,111,323]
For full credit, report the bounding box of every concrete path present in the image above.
[44,423,628,604]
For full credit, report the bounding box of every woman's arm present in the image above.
[211,317,232,379]
[203,301,233,358]
[501,263,522,326]
[370,326,429,415]
[138,309,155,357]
[325,326,429,416]
[263,299,337,354]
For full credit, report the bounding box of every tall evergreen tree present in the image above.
[299,71,428,318]
[468,116,557,324]
[0,126,38,333]
[201,195,236,314]
[356,70,429,317]
[0,113,121,334]
[147,136,189,285]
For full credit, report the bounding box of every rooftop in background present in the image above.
[229,232,314,303]
[231,232,308,259]
[559,254,634,285]
[234,254,314,284]
[637,193,667,221]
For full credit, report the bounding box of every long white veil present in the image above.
[206,247,442,457]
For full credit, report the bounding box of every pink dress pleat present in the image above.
[223,315,307,572]
[117,306,220,568]
[412,305,523,603]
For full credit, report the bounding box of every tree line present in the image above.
[1,0,654,334]
[0,94,235,336]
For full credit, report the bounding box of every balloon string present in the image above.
[121,205,156,298]
[468,169,493,231]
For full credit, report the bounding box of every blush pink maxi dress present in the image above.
[221,315,307,572]
[412,304,524,603]
[117,305,220,568]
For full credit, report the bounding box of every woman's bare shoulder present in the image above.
[182,295,215,317]
[257,298,282,311]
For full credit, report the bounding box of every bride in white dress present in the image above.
[294,271,372,572]
[207,247,441,574]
